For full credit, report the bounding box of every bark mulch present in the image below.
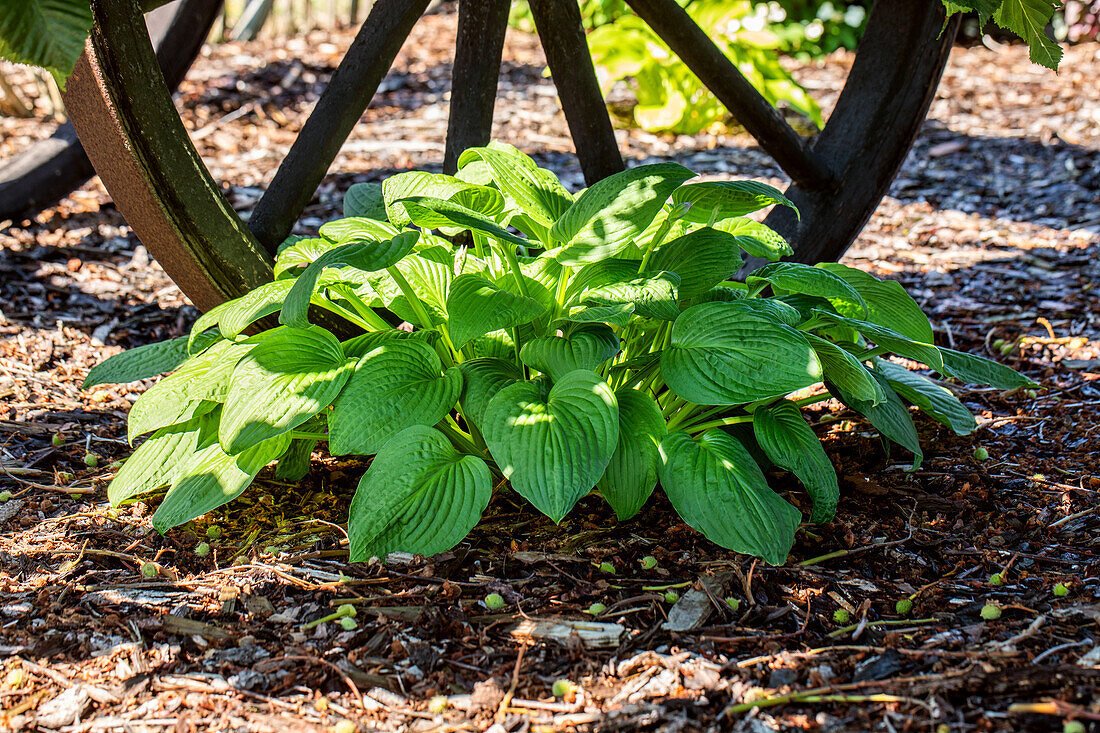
[1,14,1099,732]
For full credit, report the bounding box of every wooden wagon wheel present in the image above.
[61,0,959,315]
[0,0,221,221]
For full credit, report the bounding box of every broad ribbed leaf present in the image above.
[189,280,294,344]
[584,271,680,321]
[0,0,92,87]
[341,328,433,359]
[938,347,1037,389]
[875,359,976,436]
[828,372,924,468]
[329,340,462,455]
[598,388,665,520]
[84,330,220,389]
[662,302,822,406]
[281,232,419,328]
[753,400,839,523]
[219,326,355,453]
[482,370,618,522]
[657,430,799,564]
[458,142,573,228]
[349,426,492,560]
[555,303,635,329]
[749,262,866,315]
[458,358,523,429]
[275,437,317,482]
[445,274,546,349]
[382,171,473,227]
[726,298,802,326]
[343,182,386,219]
[319,216,401,244]
[552,163,695,265]
[151,431,290,532]
[814,310,943,370]
[273,237,338,277]
[108,415,211,506]
[127,338,257,442]
[805,333,885,405]
[816,263,933,343]
[650,227,742,299]
[399,196,527,247]
[716,218,793,260]
[671,180,796,223]
[520,325,621,381]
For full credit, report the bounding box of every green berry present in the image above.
[584,602,607,616]
[206,526,223,540]
[640,555,658,570]
[1025,389,1038,399]
[980,603,1001,620]
[140,562,158,578]
[51,433,64,447]
[338,617,357,631]
[833,609,850,624]
[195,542,211,557]
[664,591,680,604]
[0,491,12,503]
[989,573,1004,586]
[335,604,357,618]
[725,597,741,611]
[484,593,506,611]
[972,446,989,461]
[1063,721,1086,733]
[427,696,448,714]
[895,598,914,615]
[1053,582,1070,597]
[551,679,576,698]
[83,452,99,468]
[597,561,615,574]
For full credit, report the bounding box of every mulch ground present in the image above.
[1,11,1100,732]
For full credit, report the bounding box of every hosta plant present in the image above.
[85,142,1034,564]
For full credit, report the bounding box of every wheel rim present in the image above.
[63,0,958,314]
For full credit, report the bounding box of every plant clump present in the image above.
[84,143,1033,565]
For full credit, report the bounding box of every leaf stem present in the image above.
[685,414,754,434]
[289,431,327,441]
[310,298,374,332]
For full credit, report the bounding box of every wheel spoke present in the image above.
[527,0,624,185]
[624,0,833,189]
[248,0,431,251]
[444,0,511,174]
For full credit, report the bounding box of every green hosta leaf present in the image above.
[726,298,802,327]
[281,232,419,328]
[387,253,453,327]
[189,280,294,345]
[84,330,220,389]
[564,258,640,303]
[657,430,799,564]
[108,415,211,506]
[662,302,821,406]
[151,431,291,532]
[219,326,355,453]
[815,263,933,343]
[649,227,742,299]
[874,359,977,436]
[0,0,92,88]
[127,338,257,442]
[319,217,402,244]
[445,274,547,349]
[697,285,747,304]
[341,328,433,359]
[938,347,1037,389]
[715,217,793,261]
[275,438,317,482]
[552,163,695,265]
[482,370,619,522]
[329,340,462,456]
[753,400,839,523]
[598,388,665,520]
[457,357,523,429]
[520,325,621,381]
[467,330,516,361]
[828,372,924,468]
[805,333,885,405]
[584,271,681,321]
[273,237,337,277]
[348,426,492,560]
[343,182,386,219]
[555,303,636,330]
[670,180,796,223]
[457,142,573,228]
[994,0,1062,69]
[382,171,474,227]
[813,311,943,370]
[748,262,867,316]
[399,196,527,248]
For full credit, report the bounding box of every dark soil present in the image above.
[1,14,1099,732]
